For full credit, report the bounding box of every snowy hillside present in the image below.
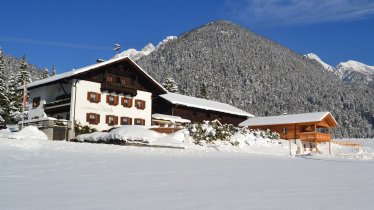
[114,36,177,61]
[136,21,374,138]
[1,127,374,209]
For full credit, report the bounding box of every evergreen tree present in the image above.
[12,56,31,114]
[162,77,179,93]
[0,48,10,120]
[7,74,19,114]
[198,82,208,99]
[50,66,56,76]
[16,56,31,86]
[41,68,50,79]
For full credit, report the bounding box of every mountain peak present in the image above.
[304,53,334,72]
[337,60,374,76]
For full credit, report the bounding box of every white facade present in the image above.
[72,80,151,130]
[28,79,152,131]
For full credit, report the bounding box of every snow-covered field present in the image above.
[1,128,374,209]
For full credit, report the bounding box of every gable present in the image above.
[24,57,167,96]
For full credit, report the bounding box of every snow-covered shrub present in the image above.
[74,122,97,136]
[187,121,238,145]
[188,121,280,146]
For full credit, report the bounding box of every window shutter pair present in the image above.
[121,97,133,107]
[106,95,119,105]
[120,117,133,125]
[87,92,101,103]
[86,113,100,125]
[134,118,145,125]
[135,100,146,110]
[106,115,118,125]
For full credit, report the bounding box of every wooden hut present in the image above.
[239,112,338,153]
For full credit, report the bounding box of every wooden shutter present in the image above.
[106,115,109,124]
[97,93,101,103]
[86,113,90,122]
[114,96,119,105]
[114,116,118,125]
[129,98,133,107]
[142,119,145,125]
[142,101,146,109]
[106,95,110,104]
[129,118,133,125]
[87,92,91,101]
[95,114,100,125]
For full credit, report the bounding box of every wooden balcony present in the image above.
[101,83,137,96]
[299,132,331,142]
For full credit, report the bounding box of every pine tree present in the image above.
[7,74,19,114]
[16,56,31,86]
[41,68,50,79]
[162,77,179,93]
[12,56,31,114]
[50,66,56,76]
[0,48,10,120]
[198,82,208,99]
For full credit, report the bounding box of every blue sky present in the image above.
[1,0,373,73]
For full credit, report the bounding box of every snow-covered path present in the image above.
[1,139,374,210]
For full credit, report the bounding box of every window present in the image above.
[86,113,100,125]
[121,117,132,125]
[106,95,118,106]
[135,99,146,110]
[122,97,132,108]
[282,127,288,134]
[120,77,126,85]
[134,118,145,125]
[106,115,118,126]
[32,97,40,108]
[87,92,101,103]
[106,75,114,84]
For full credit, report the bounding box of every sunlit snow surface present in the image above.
[1,131,374,209]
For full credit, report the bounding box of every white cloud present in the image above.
[228,0,374,26]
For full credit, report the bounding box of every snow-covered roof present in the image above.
[239,112,338,127]
[159,93,254,117]
[152,113,191,123]
[21,56,167,92]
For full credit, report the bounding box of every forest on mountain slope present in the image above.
[138,21,374,138]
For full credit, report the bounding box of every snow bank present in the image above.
[77,125,163,144]
[0,126,47,140]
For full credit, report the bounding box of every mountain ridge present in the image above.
[136,20,373,138]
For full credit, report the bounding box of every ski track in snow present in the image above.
[0,138,374,210]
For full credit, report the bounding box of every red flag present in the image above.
[23,80,27,107]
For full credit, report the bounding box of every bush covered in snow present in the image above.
[187,121,279,146]
[74,122,97,136]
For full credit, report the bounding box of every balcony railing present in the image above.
[45,98,71,109]
[299,132,331,142]
[101,83,137,96]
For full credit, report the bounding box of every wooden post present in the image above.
[289,139,292,156]
[328,127,331,155]
[329,141,332,155]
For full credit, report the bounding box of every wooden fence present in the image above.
[151,127,182,134]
